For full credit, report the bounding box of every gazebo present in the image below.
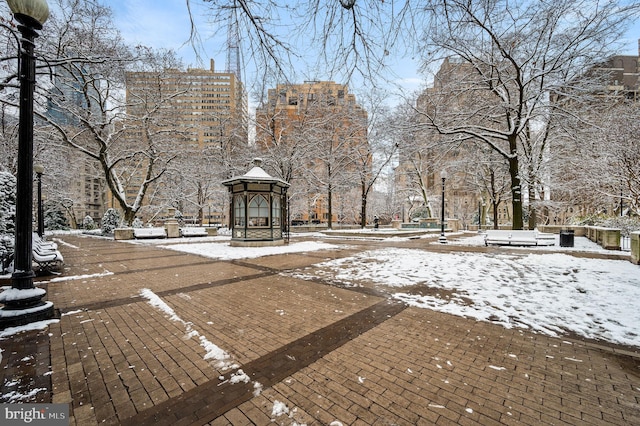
[221,159,290,246]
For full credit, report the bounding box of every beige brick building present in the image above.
[255,81,368,226]
[111,60,248,224]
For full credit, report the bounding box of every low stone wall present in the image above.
[401,218,460,232]
[585,226,621,251]
[537,225,587,237]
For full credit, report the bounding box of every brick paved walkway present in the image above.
[1,234,639,425]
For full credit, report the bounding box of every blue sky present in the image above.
[110,0,223,68]
[108,0,424,100]
[107,0,639,103]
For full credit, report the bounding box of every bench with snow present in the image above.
[32,233,64,271]
[484,229,555,246]
[133,227,167,239]
[180,227,208,237]
[33,233,58,251]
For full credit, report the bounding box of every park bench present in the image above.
[180,227,208,237]
[535,232,556,246]
[484,229,555,246]
[33,234,57,250]
[32,233,64,271]
[133,227,167,239]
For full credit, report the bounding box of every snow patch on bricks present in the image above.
[140,288,237,370]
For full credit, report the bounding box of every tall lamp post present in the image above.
[439,170,448,244]
[477,191,483,233]
[0,0,54,327]
[34,163,44,237]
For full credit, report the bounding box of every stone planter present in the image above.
[114,228,134,240]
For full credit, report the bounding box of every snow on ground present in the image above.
[292,247,639,346]
[2,232,636,351]
[157,240,340,260]
[139,288,238,371]
[446,232,628,254]
[160,234,639,348]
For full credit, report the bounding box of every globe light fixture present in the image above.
[6,0,50,26]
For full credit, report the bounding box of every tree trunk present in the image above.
[508,136,524,230]
[197,183,204,226]
[327,182,333,229]
[528,180,537,230]
[360,182,367,228]
[123,209,136,227]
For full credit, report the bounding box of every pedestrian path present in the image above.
[1,234,639,425]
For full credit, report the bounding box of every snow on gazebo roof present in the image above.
[221,158,290,188]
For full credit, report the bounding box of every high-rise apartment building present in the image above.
[45,67,107,226]
[550,45,640,223]
[398,57,491,228]
[125,59,247,149]
[120,60,248,223]
[255,81,368,225]
[595,52,640,100]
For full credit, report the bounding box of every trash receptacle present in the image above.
[560,230,574,247]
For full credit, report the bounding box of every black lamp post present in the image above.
[34,163,44,238]
[0,0,54,327]
[477,191,484,233]
[438,170,448,244]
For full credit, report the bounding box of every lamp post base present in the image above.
[0,286,54,329]
[0,301,55,329]
[438,235,448,244]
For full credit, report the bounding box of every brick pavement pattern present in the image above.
[1,234,639,425]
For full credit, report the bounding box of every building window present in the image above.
[248,194,269,227]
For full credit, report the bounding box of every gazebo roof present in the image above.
[221,158,290,188]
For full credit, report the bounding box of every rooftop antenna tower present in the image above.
[225,11,242,81]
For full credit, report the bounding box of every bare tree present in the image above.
[170,113,248,226]
[0,1,189,225]
[565,100,640,217]
[415,0,640,229]
[187,0,421,87]
[392,101,434,220]
[353,91,398,228]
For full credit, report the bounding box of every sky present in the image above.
[108,0,424,102]
[105,0,640,105]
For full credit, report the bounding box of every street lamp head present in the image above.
[7,0,50,28]
[34,163,44,175]
[441,170,448,180]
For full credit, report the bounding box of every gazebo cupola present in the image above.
[221,158,290,246]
